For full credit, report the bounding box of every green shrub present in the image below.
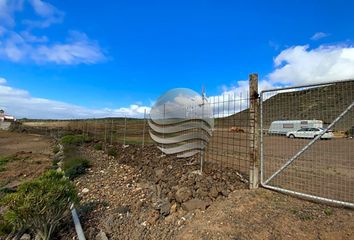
[0,218,12,237]
[1,171,78,240]
[52,145,60,154]
[345,127,354,137]
[94,143,103,150]
[107,147,118,157]
[62,157,90,179]
[60,134,91,145]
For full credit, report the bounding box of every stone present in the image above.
[175,187,192,203]
[159,200,171,216]
[102,215,115,234]
[208,186,219,198]
[95,231,108,240]
[221,188,230,197]
[20,234,31,240]
[82,188,89,193]
[115,205,130,214]
[196,188,208,198]
[147,210,160,225]
[182,198,210,211]
[170,202,178,213]
[155,168,164,181]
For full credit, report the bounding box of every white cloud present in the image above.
[211,43,354,117]
[269,44,354,85]
[33,32,106,64]
[0,0,23,27]
[311,32,329,41]
[0,0,106,65]
[20,31,48,43]
[0,78,151,119]
[25,0,64,28]
[0,77,7,85]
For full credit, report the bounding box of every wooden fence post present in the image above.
[249,73,259,189]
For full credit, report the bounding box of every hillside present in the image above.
[221,80,354,131]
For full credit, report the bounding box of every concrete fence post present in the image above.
[249,73,260,189]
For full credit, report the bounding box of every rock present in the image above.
[208,186,219,198]
[170,202,177,213]
[221,188,229,197]
[96,231,108,240]
[82,188,89,193]
[20,234,31,240]
[159,200,171,216]
[102,215,114,234]
[182,198,210,211]
[115,205,130,214]
[175,187,192,203]
[155,168,164,181]
[196,188,208,198]
[147,210,160,225]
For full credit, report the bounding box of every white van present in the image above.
[268,120,323,135]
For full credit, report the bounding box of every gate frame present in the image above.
[259,79,354,208]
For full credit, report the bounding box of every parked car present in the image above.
[286,127,333,139]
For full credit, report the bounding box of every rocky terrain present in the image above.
[71,143,247,240]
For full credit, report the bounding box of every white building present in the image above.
[0,110,16,130]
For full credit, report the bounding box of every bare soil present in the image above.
[0,131,53,194]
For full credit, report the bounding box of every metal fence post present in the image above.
[110,118,113,145]
[142,109,146,148]
[124,116,127,146]
[104,119,107,151]
[249,73,259,189]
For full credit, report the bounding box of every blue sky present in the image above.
[1,0,354,118]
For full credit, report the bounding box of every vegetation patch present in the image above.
[0,156,19,172]
[60,134,91,145]
[62,157,90,179]
[107,147,118,157]
[52,145,60,154]
[94,143,103,150]
[0,170,78,240]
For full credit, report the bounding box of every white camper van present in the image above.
[268,120,323,135]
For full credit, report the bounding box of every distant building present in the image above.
[0,109,16,122]
[0,110,16,130]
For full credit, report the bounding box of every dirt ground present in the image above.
[263,136,354,203]
[0,131,53,194]
[69,142,354,240]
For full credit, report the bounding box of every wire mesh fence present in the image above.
[9,77,354,207]
[205,92,251,176]
[16,91,254,179]
[260,79,354,207]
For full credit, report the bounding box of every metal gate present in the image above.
[260,79,354,207]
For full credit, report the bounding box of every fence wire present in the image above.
[261,80,354,206]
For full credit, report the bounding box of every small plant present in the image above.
[60,134,91,145]
[1,170,78,240]
[107,147,118,157]
[62,157,90,179]
[94,143,103,150]
[52,145,60,154]
[0,217,12,237]
[323,208,333,216]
